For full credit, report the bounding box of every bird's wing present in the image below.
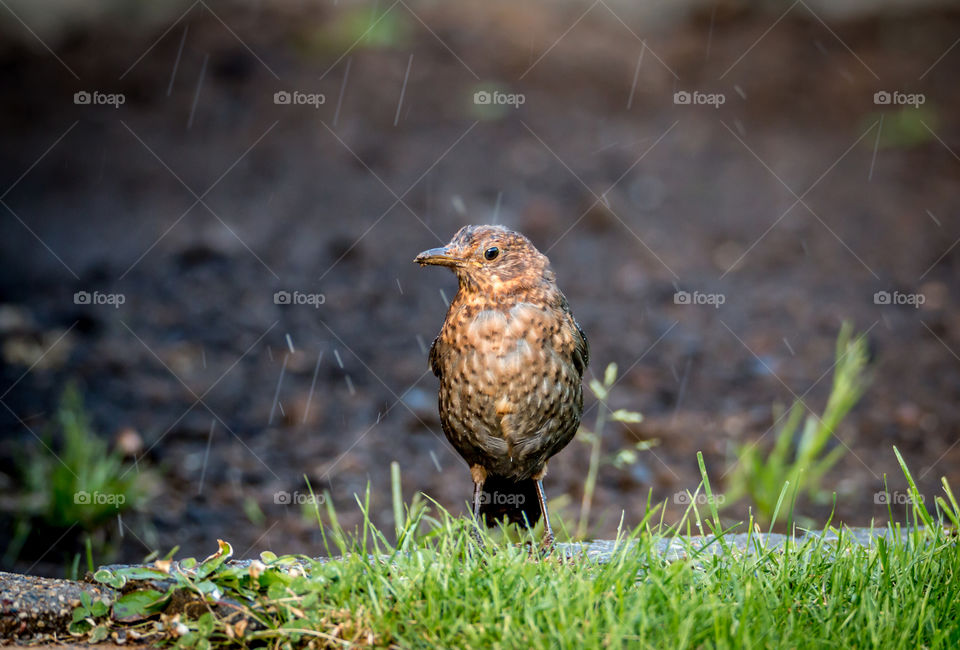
[572,316,589,377]
[559,293,588,376]
[428,334,443,378]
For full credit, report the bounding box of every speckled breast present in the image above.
[436,301,583,480]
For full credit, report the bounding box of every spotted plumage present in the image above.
[415,224,588,545]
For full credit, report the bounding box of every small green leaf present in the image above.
[267,581,289,600]
[112,589,169,622]
[611,409,644,423]
[80,591,92,609]
[90,599,110,617]
[260,550,278,563]
[589,379,608,401]
[68,619,92,635]
[613,449,637,468]
[604,363,618,387]
[196,612,215,635]
[90,624,109,642]
[115,566,170,581]
[195,580,222,600]
[93,569,126,589]
[196,539,233,579]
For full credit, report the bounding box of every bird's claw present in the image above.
[469,525,486,550]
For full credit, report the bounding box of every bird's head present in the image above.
[414,224,554,296]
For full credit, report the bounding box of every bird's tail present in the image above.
[478,476,542,528]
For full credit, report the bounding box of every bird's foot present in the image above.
[469,525,486,550]
[539,531,555,555]
[522,532,555,558]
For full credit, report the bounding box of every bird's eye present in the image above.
[483,247,500,261]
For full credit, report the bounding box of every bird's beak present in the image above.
[414,245,463,268]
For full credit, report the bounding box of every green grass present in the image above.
[23,384,148,529]
[5,384,150,569]
[74,453,959,649]
[724,323,871,525]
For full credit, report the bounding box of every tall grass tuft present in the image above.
[724,323,870,524]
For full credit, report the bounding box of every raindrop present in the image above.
[782,337,795,356]
[187,53,209,130]
[303,350,324,424]
[198,419,215,494]
[394,53,413,126]
[627,44,645,110]
[269,354,289,425]
[167,24,189,97]
[333,56,352,127]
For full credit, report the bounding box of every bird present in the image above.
[414,224,588,546]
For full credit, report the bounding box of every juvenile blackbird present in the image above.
[415,224,588,545]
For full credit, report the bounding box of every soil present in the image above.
[0,1,958,577]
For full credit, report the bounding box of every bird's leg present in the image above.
[534,478,554,550]
[469,465,487,546]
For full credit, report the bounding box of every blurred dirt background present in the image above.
[1,0,958,576]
